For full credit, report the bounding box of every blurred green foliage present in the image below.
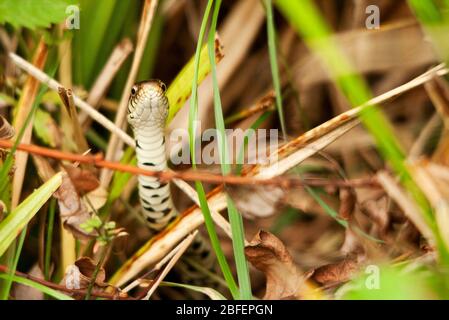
[341,264,449,300]
[71,0,164,92]
[0,0,75,29]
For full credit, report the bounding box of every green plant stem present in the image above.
[44,198,56,281]
[0,273,73,300]
[208,0,252,300]
[188,0,239,299]
[264,0,287,141]
[84,245,108,300]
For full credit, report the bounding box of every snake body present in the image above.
[127,80,216,285]
[127,80,178,230]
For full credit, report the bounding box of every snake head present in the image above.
[127,79,168,130]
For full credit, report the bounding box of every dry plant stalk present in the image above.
[377,171,435,245]
[144,231,198,300]
[58,87,89,153]
[11,39,48,208]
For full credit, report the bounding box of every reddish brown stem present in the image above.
[0,264,132,300]
[0,139,379,189]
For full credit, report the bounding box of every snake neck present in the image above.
[134,125,178,231]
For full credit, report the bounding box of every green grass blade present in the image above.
[208,0,252,299]
[44,198,56,280]
[0,172,63,257]
[75,0,118,87]
[264,0,287,140]
[0,273,73,300]
[188,0,239,299]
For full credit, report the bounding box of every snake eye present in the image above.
[160,82,166,93]
[131,85,138,96]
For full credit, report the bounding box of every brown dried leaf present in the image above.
[245,230,320,299]
[0,115,15,139]
[338,188,356,220]
[63,164,100,193]
[73,257,107,286]
[311,255,360,286]
[54,173,96,239]
[61,257,112,299]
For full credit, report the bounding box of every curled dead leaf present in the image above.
[338,188,356,220]
[63,164,100,194]
[54,173,96,239]
[310,255,361,286]
[73,257,107,286]
[61,257,117,299]
[245,230,322,300]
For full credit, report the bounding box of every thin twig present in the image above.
[144,231,198,300]
[0,264,131,300]
[224,91,275,125]
[121,237,193,293]
[11,40,48,209]
[0,139,379,189]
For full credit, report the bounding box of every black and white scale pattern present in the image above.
[127,80,216,285]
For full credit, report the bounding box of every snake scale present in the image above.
[127,80,216,286]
